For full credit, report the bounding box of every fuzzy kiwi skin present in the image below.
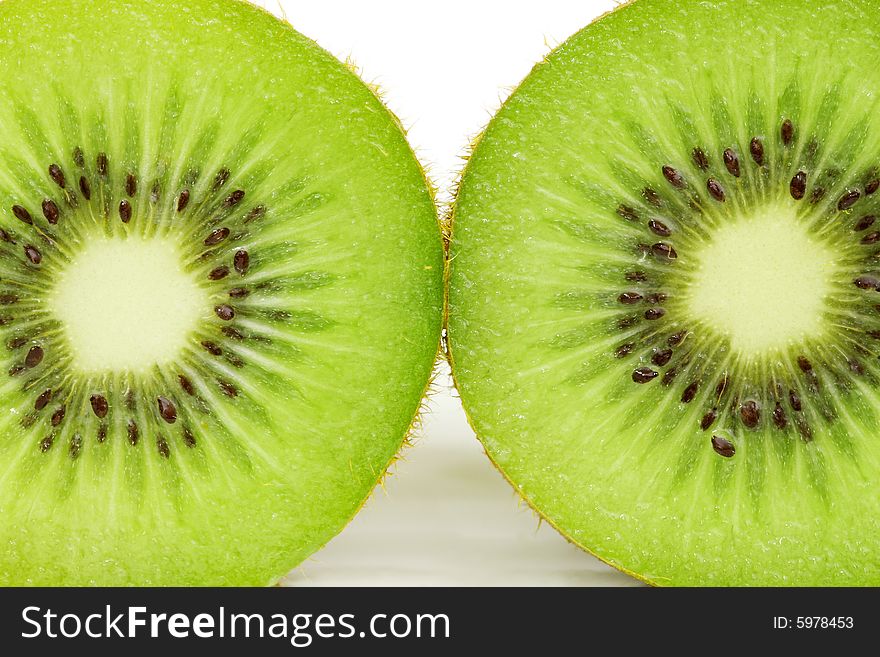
[447,0,880,586]
[0,0,443,586]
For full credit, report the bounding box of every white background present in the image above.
[251,0,638,586]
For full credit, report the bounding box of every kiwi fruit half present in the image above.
[0,0,442,585]
[448,0,880,585]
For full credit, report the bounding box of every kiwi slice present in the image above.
[0,0,442,585]
[448,0,880,585]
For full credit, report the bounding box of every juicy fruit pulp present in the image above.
[448,0,880,585]
[0,0,443,585]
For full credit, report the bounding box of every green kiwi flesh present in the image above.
[448,0,880,585]
[0,0,443,585]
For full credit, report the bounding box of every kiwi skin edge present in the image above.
[442,0,651,586]
[276,43,447,586]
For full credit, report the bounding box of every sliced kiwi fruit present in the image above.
[0,0,442,585]
[448,0,880,585]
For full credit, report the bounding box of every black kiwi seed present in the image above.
[0,294,18,305]
[615,343,635,358]
[662,166,686,188]
[854,275,880,289]
[722,148,740,177]
[681,381,699,403]
[7,336,26,349]
[618,292,643,305]
[34,388,52,411]
[224,190,245,207]
[177,190,190,212]
[204,227,230,246]
[25,345,43,368]
[213,168,230,190]
[616,204,640,222]
[644,307,666,320]
[716,376,730,398]
[24,244,42,264]
[79,175,91,200]
[39,434,54,453]
[69,434,83,459]
[692,147,710,170]
[700,409,718,430]
[12,205,32,225]
[838,190,861,211]
[214,304,235,321]
[772,402,787,429]
[201,340,222,356]
[661,367,678,386]
[648,219,671,237]
[625,271,647,282]
[233,250,249,275]
[632,368,658,384]
[125,173,137,197]
[49,163,66,188]
[51,406,65,427]
[209,265,230,280]
[651,349,673,366]
[867,179,880,195]
[796,416,813,442]
[861,232,880,245]
[221,326,245,340]
[810,187,826,204]
[182,427,196,448]
[643,187,663,207]
[711,435,736,458]
[178,374,195,396]
[749,137,764,165]
[244,205,266,224]
[89,394,108,418]
[97,424,107,443]
[219,381,238,397]
[42,199,59,224]
[855,215,877,232]
[157,396,177,424]
[127,420,139,446]
[645,292,667,305]
[781,119,794,145]
[668,331,688,347]
[118,200,132,223]
[706,178,725,202]
[797,356,813,372]
[789,389,802,412]
[740,400,760,428]
[790,171,807,200]
[96,152,108,177]
[651,243,677,260]
[0,228,15,244]
[228,287,250,298]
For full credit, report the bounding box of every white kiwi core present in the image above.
[49,237,205,372]
[685,204,839,355]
